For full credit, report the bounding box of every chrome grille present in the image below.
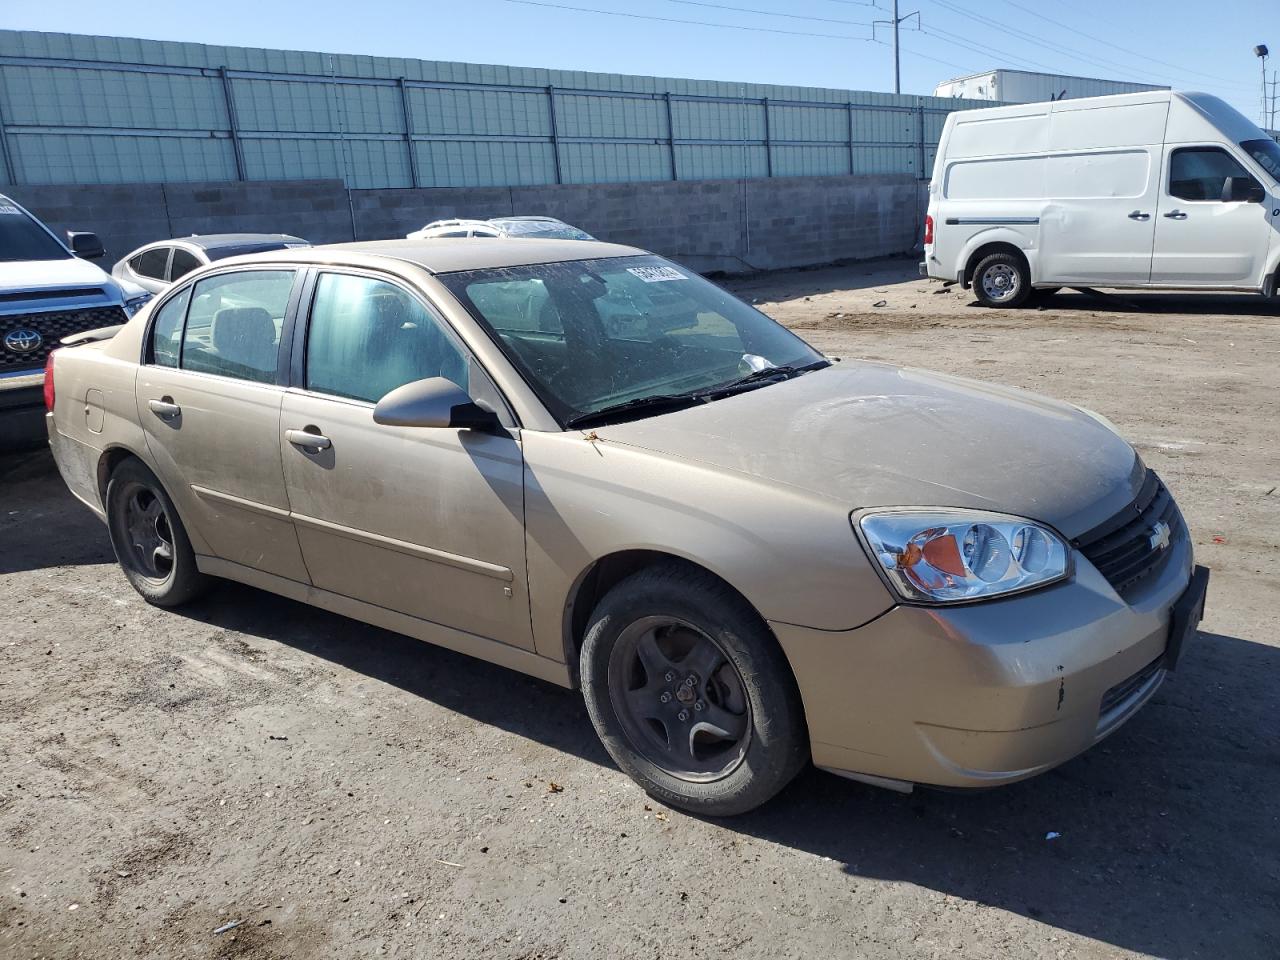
[0,306,127,370]
[1076,472,1182,596]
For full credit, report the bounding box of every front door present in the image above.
[1151,145,1274,286]
[137,267,309,583]
[279,270,534,650]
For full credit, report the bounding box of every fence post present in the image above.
[665,92,677,181]
[847,102,855,176]
[546,85,563,185]
[916,102,927,180]
[0,89,15,185]
[398,78,420,189]
[762,97,772,177]
[218,66,246,182]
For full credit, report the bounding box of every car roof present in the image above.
[216,237,646,274]
[176,233,307,251]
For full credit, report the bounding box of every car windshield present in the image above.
[0,199,71,262]
[491,219,594,240]
[1242,138,1280,182]
[440,256,826,426]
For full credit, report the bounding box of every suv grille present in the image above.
[1075,471,1182,596]
[0,305,127,370]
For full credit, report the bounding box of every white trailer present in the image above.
[934,69,1167,104]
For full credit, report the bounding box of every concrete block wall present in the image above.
[13,174,925,275]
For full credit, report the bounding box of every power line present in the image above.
[490,0,873,41]
[928,0,1257,92]
[663,0,870,27]
[992,0,1249,88]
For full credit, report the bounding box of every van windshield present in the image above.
[1242,139,1280,182]
[0,199,71,262]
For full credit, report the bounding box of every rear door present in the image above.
[1150,145,1273,286]
[138,267,310,582]
[127,246,173,295]
[279,269,534,650]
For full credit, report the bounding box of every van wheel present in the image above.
[105,458,210,607]
[579,563,809,817]
[972,252,1031,308]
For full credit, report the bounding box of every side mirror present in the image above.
[67,231,106,259]
[1221,177,1265,203]
[373,377,499,430]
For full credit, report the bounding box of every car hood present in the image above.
[596,362,1144,539]
[0,255,119,297]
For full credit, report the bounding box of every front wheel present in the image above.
[105,458,210,607]
[972,252,1032,308]
[580,563,809,816]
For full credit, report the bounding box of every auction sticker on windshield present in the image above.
[627,266,687,283]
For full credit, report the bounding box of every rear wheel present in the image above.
[972,252,1032,308]
[106,458,209,607]
[580,562,808,816]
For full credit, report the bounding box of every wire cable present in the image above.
[663,0,870,27]
[490,0,873,41]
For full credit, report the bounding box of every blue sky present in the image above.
[4,0,1275,121]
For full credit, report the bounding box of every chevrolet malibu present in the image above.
[45,240,1209,815]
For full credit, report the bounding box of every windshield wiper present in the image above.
[694,358,832,399]
[564,393,706,429]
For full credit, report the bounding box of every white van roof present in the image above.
[947,90,1272,148]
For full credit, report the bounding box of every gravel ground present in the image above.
[1,258,1277,960]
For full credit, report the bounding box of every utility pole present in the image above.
[1256,45,1270,127]
[875,1,920,95]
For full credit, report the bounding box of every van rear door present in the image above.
[1036,98,1170,285]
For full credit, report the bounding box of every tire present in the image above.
[105,457,210,607]
[580,562,809,816]
[972,252,1032,308]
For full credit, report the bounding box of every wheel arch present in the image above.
[96,443,149,506]
[963,240,1032,289]
[561,549,778,688]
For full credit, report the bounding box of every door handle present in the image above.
[285,428,331,451]
[147,397,181,419]
[1127,210,1150,220]
[1163,210,1188,220]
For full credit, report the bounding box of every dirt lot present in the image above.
[2,259,1277,960]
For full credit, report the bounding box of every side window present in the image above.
[169,248,201,281]
[306,273,467,404]
[180,270,294,384]
[131,247,170,280]
[434,229,470,238]
[149,286,192,367]
[1169,147,1255,202]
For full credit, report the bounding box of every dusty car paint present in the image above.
[46,238,1203,793]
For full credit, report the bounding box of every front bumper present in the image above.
[773,533,1205,790]
[0,373,46,448]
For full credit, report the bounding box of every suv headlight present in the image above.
[122,291,152,318]
[857,510,1069,603]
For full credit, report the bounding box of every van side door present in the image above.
[1150,145,1273,286]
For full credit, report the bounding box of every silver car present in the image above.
[112,233,310,295]
[45,239,1209,815]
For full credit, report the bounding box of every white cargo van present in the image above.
[922,91,1280,307]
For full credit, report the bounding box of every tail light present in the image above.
[43,351,56,411]
[923,214,934,246]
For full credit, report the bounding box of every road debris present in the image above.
[213,920,244,935]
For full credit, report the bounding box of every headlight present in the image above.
[122,292,152,318]
[857,510,1069,603]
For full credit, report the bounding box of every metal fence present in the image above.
[0,29,988,189]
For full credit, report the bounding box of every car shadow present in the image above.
[722,256,920,303]
[177,574,1278,960]
[1005,289,1280,317]
[0,448,116,574]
